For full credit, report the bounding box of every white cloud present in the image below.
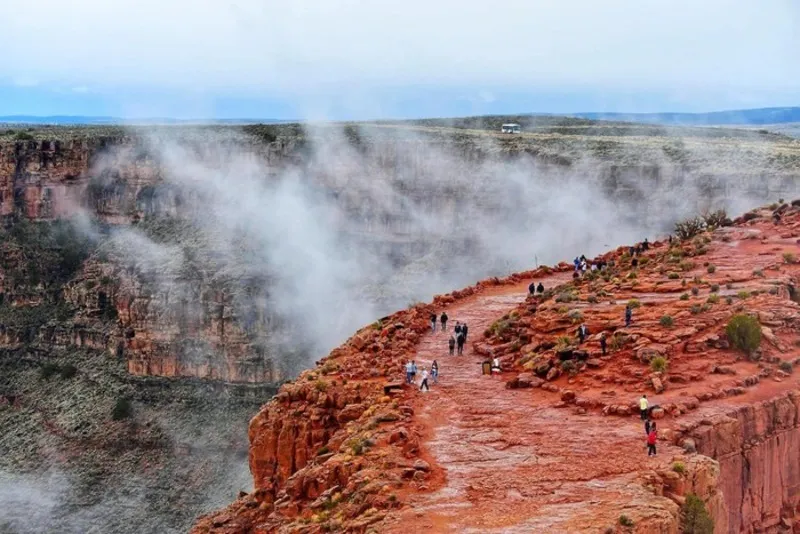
[0,1,798,101]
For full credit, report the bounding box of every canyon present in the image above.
[1,119,800,532]
[194,201,800,533]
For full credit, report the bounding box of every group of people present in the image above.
[430,312,469,356]
[640,394,658,456]
[528,281,545,296]
[405,359,439,391]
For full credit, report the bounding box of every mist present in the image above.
[77,123,792,373]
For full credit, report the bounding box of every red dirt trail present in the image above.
[381,273,677,533]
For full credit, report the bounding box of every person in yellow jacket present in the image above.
[639,395,649,420]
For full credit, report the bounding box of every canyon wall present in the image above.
[679,392,800,533]
[3,129,800,386]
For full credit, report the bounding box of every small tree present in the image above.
[726,314,761,356]
[112,398,133,421]
[675,217,706,240]
[681,494,714,534]
[651,356,668,373]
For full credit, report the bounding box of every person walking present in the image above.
[462,323,469,341]
[644,418,652,436]
[639,395,649,420]
[431,360,439,384]
[412,360,418,382]
[419,367,430,391]
[600,333,607,355]
[490,356,501,377]
[448,335,455,356]
[405,360,414,384]
[440,312,448,331]
[647,422,658,456]
[456,332,465,355]
[625,305,633,327]
[430,313,437,333]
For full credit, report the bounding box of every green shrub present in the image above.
[659,315,674,327]
[560,360,577,375]
[753,269,764,278]
[779,361,793,374]
[672,461,686,474]
[710,284,719,293]
[726,283,734,289]
[695,246,708,256]
[680,261,695,272]
[619,514,634,527]
[568,309,584,323]
[112,398,133,421]
[555,291,577,303]
[627,271,637,280]
[14,131,35,141]
[555,335,575,350]
[317,445,330,456]
[706,294,720,304]
[691,287,699,296]
[651,356,668,373]
[737,291,750,299]
[690,304,702,314]
[627,299,641,309]
[314,380,328,392]
[784,253,797,264]
[681,494,714,534]
[587,294,599,304]
[706,265,716,273]
[668,272,680,280]
[39,363,61,380]
[680,293,689,301]
[726,314,762,355]
[59,364,77,379]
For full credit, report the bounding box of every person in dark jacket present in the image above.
[577,324,588,344]
[537,282,544,295]
[529,282,536,295]
[440,312,448,331]
[600,334,607,355]
[430,313,437,333]
[462,323,469,341]
[456,332,465,355]
[448,335,455,356]
[625,305,633,327]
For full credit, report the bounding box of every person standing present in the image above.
[405,360,414,384]
[462,323,469,341]
[647,422,658,456]
[639,395,649,420]
[440,312,448,331]
[448,335,455,356]
[419,367,430,391]
[456,332,465,355]
[412,360,418,382]
[537,282,544,295]
[431,360,439,384]
[625,305,633,327]
[529,282,536,295]
[490,356,501,377]
[577,324,588,344]
[600,334,607,356]
[430,313,437,333]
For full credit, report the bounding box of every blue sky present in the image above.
[2,1,798,120]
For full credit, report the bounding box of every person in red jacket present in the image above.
[647,422,657,456]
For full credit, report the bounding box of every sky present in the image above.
[1,0,798,120]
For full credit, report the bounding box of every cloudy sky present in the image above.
[1,0,798,119]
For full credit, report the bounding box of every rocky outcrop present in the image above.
[677,392,800,533]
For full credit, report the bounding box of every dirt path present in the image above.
[381,274,675,533]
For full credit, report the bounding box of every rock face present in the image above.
[678,393,800,533]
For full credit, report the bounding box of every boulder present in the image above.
[546,367,562,381]
[637,344,668,364]
[560,390,576,403]
[651,376,665,394]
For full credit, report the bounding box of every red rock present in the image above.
[560,390,576,403]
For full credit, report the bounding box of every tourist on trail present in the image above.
[577,324,588,344]
[631,257,638,268]
[491,356,501,376]
[462,323,469,341]
[441,312,448,331]
[431,360,439,384]
[430,313,437,333]
[412,360,418,381]
[644,418,652,436]
[537,282,544,295]
[642,238,649,251]
[600,334,607,356]
[454,321,462,336]
[448,334,456,356]
[573,257,580,271]
[625,305,633,327]
[629,246,636,257]
[419,367,430,391]
[456,332,465,355]
[639,395,649,420]
[529,282,536,295]
[668,235,673,245]
[647,422,658,456]
[405,361,414,384]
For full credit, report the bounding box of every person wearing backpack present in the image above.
[440,312,448,331]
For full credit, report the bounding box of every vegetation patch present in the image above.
[726,314,762,356]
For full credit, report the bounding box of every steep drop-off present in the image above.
[196,201,800,533]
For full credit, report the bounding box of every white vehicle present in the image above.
[501,123,521,134]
